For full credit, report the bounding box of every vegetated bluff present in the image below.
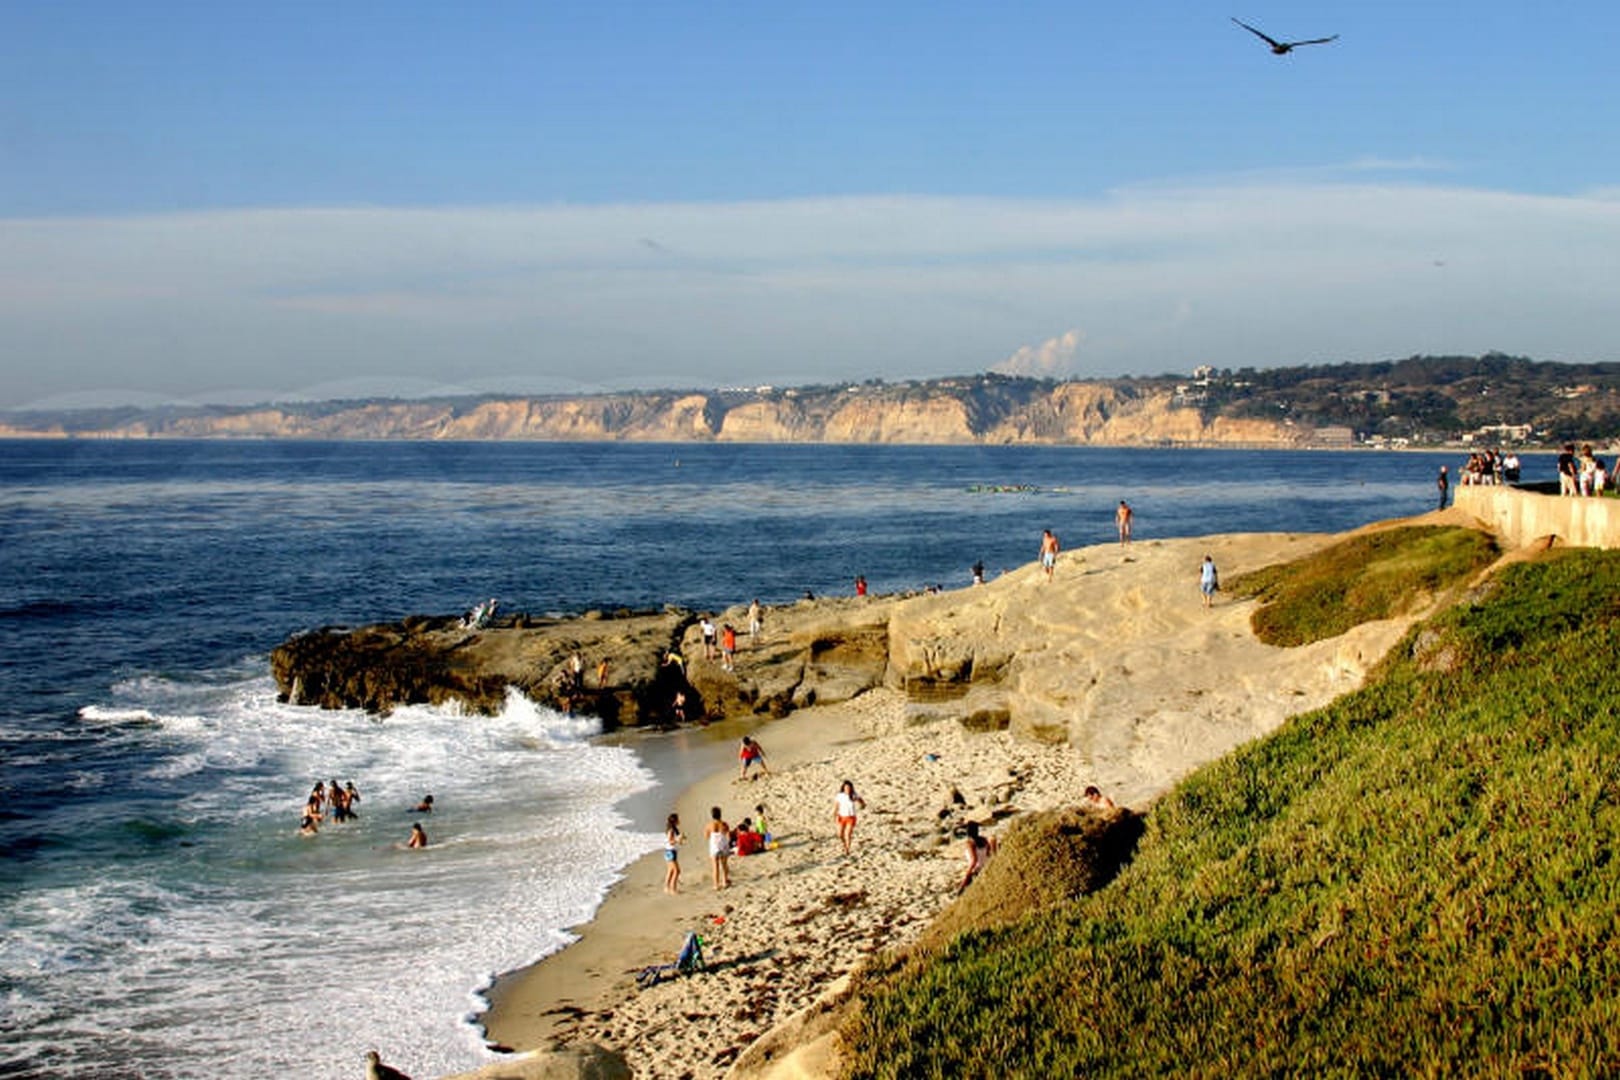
[8,353,1615,444]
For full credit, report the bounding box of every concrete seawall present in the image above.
[1456,485,1620,550]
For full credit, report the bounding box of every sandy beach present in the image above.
[465,526,1436,1080]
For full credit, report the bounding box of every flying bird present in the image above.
[1231,17,1338,54]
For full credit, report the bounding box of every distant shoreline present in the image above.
[0,431,1558,454]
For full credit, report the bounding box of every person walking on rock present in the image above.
[1200,554,1219,609]
[1039,529,1060,581]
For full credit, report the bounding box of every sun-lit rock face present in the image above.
[7,380,1307,446]
[716,399,817,442]
[822,395,979,443]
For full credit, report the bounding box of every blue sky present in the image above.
[3,1,1619,408]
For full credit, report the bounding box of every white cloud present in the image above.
[3,181,1620,408]
[994,329,1084,377]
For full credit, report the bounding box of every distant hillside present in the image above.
[5,353,1618,445]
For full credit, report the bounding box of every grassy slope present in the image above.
[843,543,1620,1078]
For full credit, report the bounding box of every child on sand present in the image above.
[834,780,866,855]
[664,813,685,894]
[738,736,769,780]
[706,806,731,890]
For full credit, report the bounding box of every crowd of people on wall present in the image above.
[1557,443,1611,497]
[1457,448,1522,487]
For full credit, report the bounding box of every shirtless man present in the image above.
[1039,529,1060,581]
[1116,501,1133,547]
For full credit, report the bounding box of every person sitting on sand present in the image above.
[835,780,866,855]
[298,814,319,837]
[1082,785,1117,810]
[664,813,685,894]
[407,823,428,849]
[706,806,732,890]
[412,794,434,813]
[734,818,765,856]
[738,736,769,780]
[957,821,997,894]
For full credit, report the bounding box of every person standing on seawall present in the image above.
[1557,444,1578,496]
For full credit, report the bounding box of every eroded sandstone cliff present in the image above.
[3,379,1308,446]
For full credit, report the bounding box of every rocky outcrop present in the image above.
[271,610,696,724]
[274,521,1467,761]
[270,596,902,727]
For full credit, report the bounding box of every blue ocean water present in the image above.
[0,439,1482,1078]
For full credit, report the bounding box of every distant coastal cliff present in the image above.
[7,353,1619,446]
[1,378,1303,446]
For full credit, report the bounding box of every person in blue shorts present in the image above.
[664,813,684,894]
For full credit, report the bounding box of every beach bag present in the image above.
[636,932,706,990]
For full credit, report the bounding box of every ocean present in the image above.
[0,439,1483,1078]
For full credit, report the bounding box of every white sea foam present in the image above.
[6,675,660,1079]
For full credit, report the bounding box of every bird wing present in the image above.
[1286,34,1339,47]
[1230,17,1283,48]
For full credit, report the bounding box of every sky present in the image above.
[3,1,1620,410]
